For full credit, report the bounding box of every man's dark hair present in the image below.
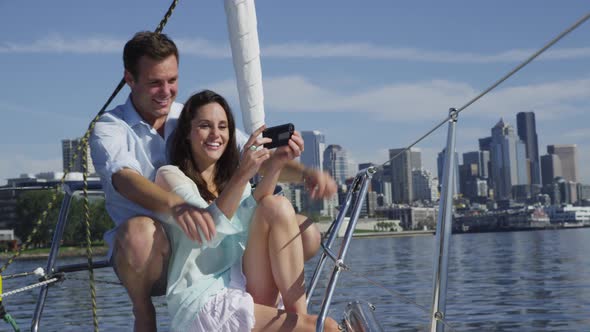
[123,31,179,79]
[169,90,240,202]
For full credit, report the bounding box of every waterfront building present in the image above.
[540,154,562,186]
[383,206,438,230]
[280,183,303,214]
[479,136,492,151]
[323,144,351,184]
[363,191,378,218]
[556,178,578,205]
[390,148,421,204]
[490,119,527,200]
[516,141,529,185]
[301,131,334,217]
[300,131,326,171]
[437,148,459,196]
[578,184,590,202]
[545,205,590,224]
[463,151,488,179]
[62,138,95,174]
[516,111,541,185]
[412,168,437,202]
[460,151,490,201]
[547,144,578,182]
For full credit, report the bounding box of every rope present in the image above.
[1,268,45,280]
[83,149,99,331]
[375,11,590,173]
[66,276,121,286]
[1,2,180,331]
[76,2,180,331]
[0,278,61,299]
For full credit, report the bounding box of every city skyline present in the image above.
[2,1,590,184]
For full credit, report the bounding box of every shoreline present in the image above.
[0,246,109,261]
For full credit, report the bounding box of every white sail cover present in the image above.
[224,0,265,135]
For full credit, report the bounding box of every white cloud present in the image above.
[3,35,590,63]
[0,34,123,54]
[264,43,590,63]
[564,129,590,139]
[210,75,589,123]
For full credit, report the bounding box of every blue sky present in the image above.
[1,1,589,185]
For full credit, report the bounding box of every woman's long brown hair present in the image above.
[169,90,240,202]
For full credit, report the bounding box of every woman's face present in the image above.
[188,102,230,170]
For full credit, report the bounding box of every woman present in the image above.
[155,90,338,331]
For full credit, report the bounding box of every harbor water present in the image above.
[1,228,589,331]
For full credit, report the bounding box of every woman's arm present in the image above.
[216,125,271,219]
[253,130,305,201]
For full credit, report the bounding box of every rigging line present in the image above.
[66,276,121,286]
[0,277,61,299]
[455,11,590,116]
[0,0,180,276]
[375,11,590,173]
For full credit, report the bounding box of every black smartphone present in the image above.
[262,123,295,149]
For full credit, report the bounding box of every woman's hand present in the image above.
[269,130,304,167]
[238,125,272,180]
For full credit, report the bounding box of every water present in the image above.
[2,228,589,331]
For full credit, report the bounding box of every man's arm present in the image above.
[260,159,337,200]
[113,168,216,243]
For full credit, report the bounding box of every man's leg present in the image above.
[295,214,322,261]
[112,216,169,332]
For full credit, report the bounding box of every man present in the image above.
[90,31,336,331]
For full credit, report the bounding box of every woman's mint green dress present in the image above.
[156,165,257,331]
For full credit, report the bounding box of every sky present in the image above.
[1,1,589,185]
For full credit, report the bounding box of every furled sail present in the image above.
[224,0,265,135]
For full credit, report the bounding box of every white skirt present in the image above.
[185,261,256,332]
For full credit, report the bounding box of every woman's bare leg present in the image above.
[244,195,307,313]
[295,214,321,261]
[252,303,340,332]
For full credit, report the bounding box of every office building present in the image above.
[62,138,95,174]
[300,131,326,171]
[547,144,578,182]
[389,148,421,204]
[516,112,541,185]
[323,144,351,184]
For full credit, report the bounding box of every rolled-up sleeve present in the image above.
[90,115,143,189]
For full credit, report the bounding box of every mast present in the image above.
[224,0,265,134]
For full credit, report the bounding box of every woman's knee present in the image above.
[257,196,296,224]
[304,315,339,331]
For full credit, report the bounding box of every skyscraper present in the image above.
[437,148,459,196]
[389,148,421,204]
[516,112,541,185]
[300,131,326,171]
[62,138,95,174]
[547,144,578,182]
[490,119,525,200]
[323,144,350,184]
[540,153,562,189]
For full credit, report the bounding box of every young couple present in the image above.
[90,32,338,331]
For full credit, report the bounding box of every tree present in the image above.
[15,190,115,248]
[15,190,63,247]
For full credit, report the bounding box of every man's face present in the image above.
[125,55,178,124]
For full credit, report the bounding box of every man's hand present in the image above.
[304,169,337,200]
[171,203,216,243]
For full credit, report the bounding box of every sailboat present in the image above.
[1,1,588,331]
